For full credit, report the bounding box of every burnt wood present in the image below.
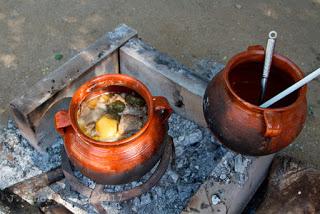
[6,167,64,203]
[0,189,42,213]
[120,38,208,127]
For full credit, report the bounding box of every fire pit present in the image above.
[2,24,274,213]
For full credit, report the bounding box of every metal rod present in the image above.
[260,67,320,108]
[260,31,277,103]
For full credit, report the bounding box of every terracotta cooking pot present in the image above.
[203,45,307,156]
[54,74,173,184]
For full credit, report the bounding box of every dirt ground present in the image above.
[0,0,319,167]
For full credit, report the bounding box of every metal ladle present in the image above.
[260,31,277,103]
[260,67,320,108]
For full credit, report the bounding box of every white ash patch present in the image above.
[210,150,253,186]
[211,194,221,205]
[0,120,62,189]
[107,24,134,43]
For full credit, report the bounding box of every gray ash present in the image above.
[0,119,62,189]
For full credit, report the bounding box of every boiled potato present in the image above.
[87,98,98,109]
[100,94,110,103]
[95,116,118,139]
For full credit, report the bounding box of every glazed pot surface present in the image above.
[55,74,172,184]
[203,46,307,156]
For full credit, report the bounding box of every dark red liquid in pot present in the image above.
[228,61,299,108]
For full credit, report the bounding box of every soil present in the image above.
[0,0,319,166]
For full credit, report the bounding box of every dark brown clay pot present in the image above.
[54,74,172,184]
[203,45,307,156]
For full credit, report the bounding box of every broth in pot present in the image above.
[77,90,147,142]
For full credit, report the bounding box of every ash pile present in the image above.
[0,120,62,189]
[0,113,252,213]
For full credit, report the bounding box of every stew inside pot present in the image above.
[77,89,147,142]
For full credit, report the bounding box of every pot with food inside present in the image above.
[54,74,172,184]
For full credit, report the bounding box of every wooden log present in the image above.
[10,24,137,151]
[5,168,81,213]
[36,179,87,214]
[255,156,320,213]
[0,189,42,213]
[6,167,64,204]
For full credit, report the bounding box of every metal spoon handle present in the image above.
[260,31,277,102]
[260,67,320,108]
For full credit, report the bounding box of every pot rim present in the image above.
[69,74,154,146]
[223,49,307,113]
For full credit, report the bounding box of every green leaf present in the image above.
[54,53,63,61]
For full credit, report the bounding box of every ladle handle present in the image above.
[260,31,277,103]
[54,110,71,136]
[263,111,282,138]
[260,67,320,108]
[153,96,173,123]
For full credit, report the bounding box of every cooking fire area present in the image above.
[0,25,272,214]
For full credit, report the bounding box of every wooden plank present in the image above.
[36,180,87,214]
[182,154,273,214]
[120,38,208,127]
[10,24,137,151]
[29,51,118,149]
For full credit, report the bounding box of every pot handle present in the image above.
[153,96,173,123]
[263,111,282,138]
[247,45,265,51]
[54,110,71,136]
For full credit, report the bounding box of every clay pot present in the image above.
[54,74,172,184]
[203,45,307,156]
